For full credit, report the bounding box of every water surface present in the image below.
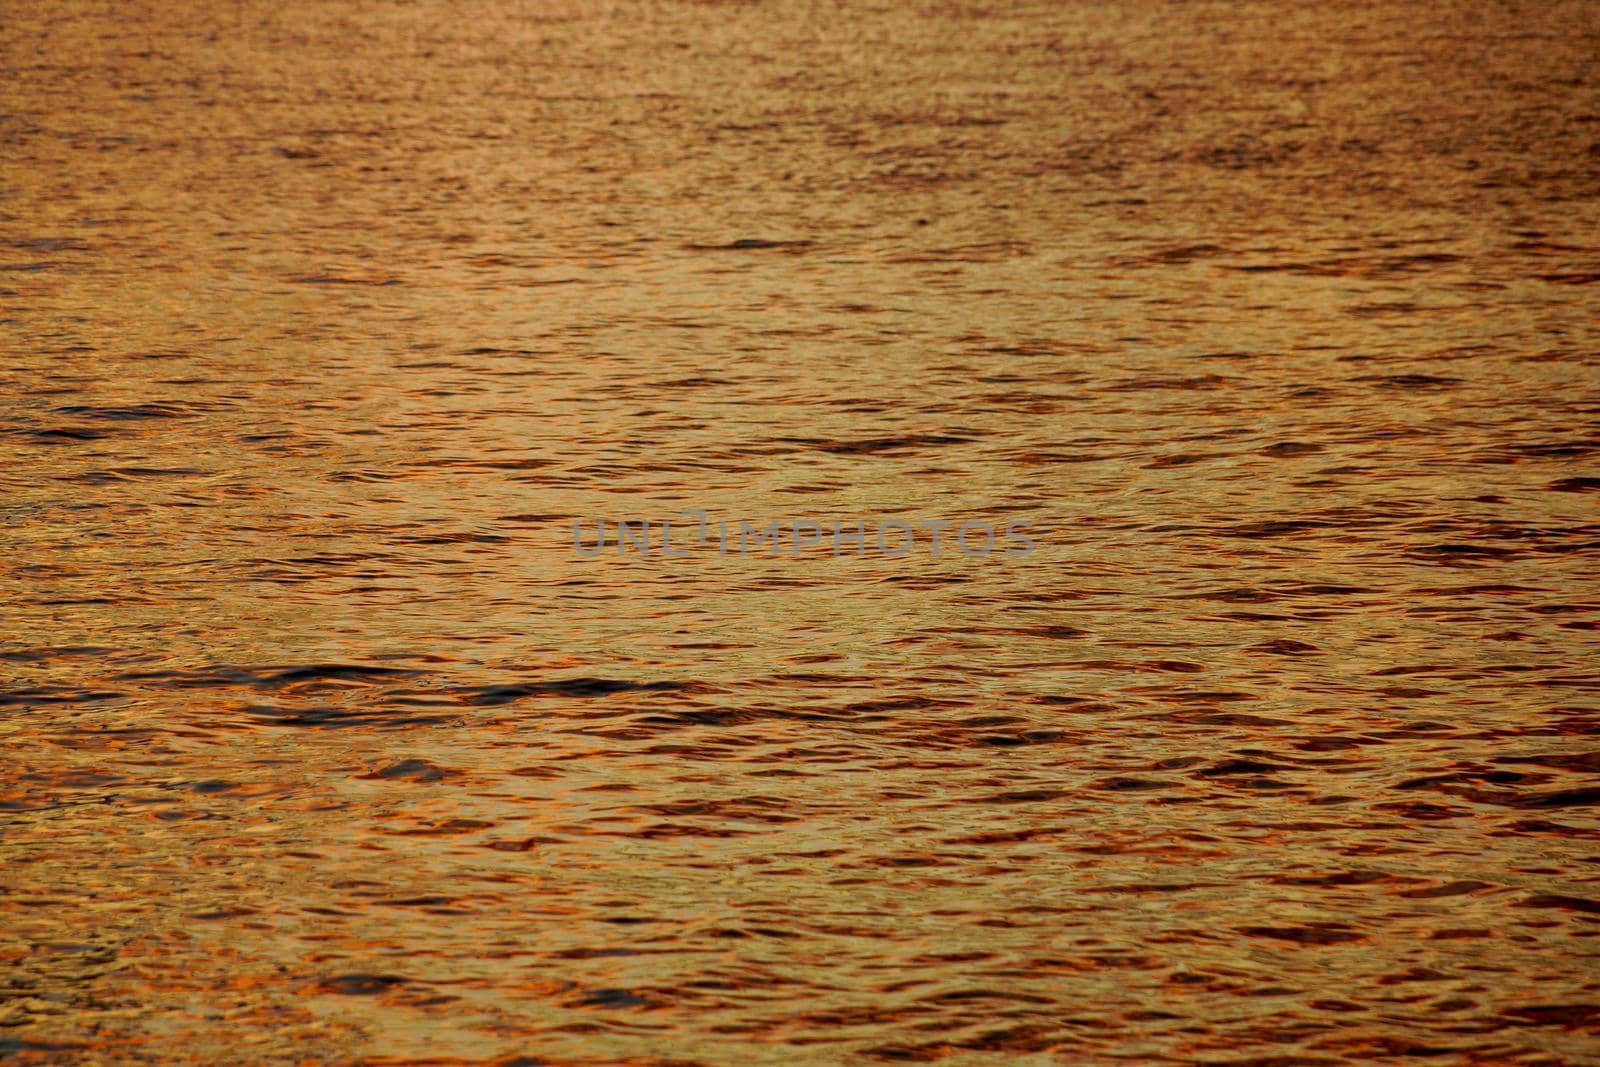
[3,0,1599,1062]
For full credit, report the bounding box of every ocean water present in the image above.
[2,0,1598,1062]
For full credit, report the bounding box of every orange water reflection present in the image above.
[3,0,1599,1062]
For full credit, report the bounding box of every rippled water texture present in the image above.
[4,0,1600,1062]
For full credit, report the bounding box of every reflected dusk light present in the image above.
[2,1,1598,1064]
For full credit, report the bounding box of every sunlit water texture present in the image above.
[3,0,1599,1063]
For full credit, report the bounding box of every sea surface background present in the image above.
[2,0,1599,1062]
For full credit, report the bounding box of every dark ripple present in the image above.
[457,678,714,704]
